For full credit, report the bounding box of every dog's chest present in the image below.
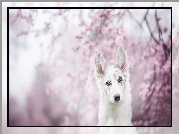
[99,104,131,126]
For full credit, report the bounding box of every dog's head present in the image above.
[95,45,129,103]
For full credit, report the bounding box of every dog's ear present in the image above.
[115,45,129,72]
[95,51,106,78]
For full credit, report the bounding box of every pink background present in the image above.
[2,2,177,134]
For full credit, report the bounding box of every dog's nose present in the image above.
[114,94,120,101]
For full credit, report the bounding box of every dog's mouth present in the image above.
[110,99,120,104]
[115,100,120,103]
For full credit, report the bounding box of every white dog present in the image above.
[95,45,138,134]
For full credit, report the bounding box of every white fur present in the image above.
[95,46,138,134]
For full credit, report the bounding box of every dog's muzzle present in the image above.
[114,94,120,101]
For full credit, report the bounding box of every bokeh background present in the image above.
[2,2,177,134]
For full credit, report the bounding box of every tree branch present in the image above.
[144,9,159,44]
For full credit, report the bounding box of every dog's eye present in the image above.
[117,76,122,83]
[106,81,112,86]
